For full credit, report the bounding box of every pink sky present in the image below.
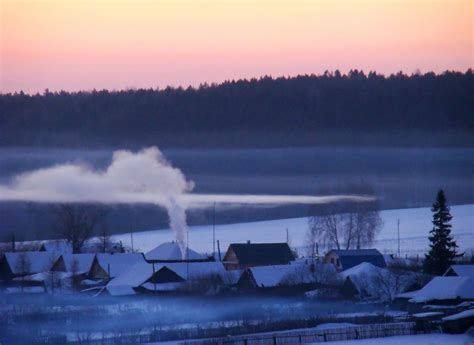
[1,0,472,93]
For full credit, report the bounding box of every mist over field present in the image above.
[1,146,472,241]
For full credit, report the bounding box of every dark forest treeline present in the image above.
[1,70,473,148]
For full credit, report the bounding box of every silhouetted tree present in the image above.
[424,190,461,275]
[53,205,107,253]
[307,183,382,251]
[0,70,472,148]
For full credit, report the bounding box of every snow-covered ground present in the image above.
[114,204,474,257]
[146,333,473,345]
[307,333,473,345]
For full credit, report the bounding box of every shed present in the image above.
[323,249,386,271]
[223,242,295,270]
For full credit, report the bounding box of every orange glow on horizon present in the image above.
[1,0,472,93]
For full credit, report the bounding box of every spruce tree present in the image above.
[423,190,460,275]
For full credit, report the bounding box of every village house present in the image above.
[106,260,230,296]
[89,253,144,281]
[222,242,295,270]
[396,276,474,305]
[323,249,386,271]
[0,252,62,283]
[51,253,96,287]
[237,262,335,292]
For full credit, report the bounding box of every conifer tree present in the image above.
[423,190,460,275]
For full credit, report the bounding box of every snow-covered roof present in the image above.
[405,277,474,303]
[145,242,206,261]
[342,262,418,300]
[328,249,386,270]
[62,254,95,274]
[3,252,59,274]
[164,261,227,281]
[442,309,474,321]
[444,265,474,278]
[96,253,144,278]
[248,265,300,287]
[13,271,70,282]
[246,262,333,288]
[106,260,155,295]
[40,240,72,254]
[106,260,229,296]
[412,312,444,319]
[340,262,383,279]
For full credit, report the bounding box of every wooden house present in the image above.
[396,276,474,305]
[323,249,386,271]
[0,252,62,283]
[223,242,295,270]
[89,253,144,281]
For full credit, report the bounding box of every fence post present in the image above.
[299,334,302,344]
[273,335,277,345]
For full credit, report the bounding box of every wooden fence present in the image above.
[181,322,417,345]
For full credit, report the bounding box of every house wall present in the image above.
[323,252,342,270]
[51,257,67,272]
[148,267,185,284]
[0,257,13,282]
[223,247,241,270]
[89,260,109,280]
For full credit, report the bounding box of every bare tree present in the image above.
[69,257,81,290]
[15,253,31,291]
[97,223,112,253]
[307,182,383,252]
[53,204,107,253]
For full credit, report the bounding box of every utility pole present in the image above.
[130,231,134,253]
[286,228,289,244]
[186,226,189,278]
[397,219,400,258]
[213,202,216,257]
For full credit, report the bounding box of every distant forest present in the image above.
[1,70,473,148]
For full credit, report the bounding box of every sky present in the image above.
[1,0,472,93]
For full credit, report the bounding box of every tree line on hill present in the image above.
[1,70,473,148]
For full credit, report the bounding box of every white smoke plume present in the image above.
[0,147,194,257]
[0,146,375,258]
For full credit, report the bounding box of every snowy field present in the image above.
[114,204,474,257]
